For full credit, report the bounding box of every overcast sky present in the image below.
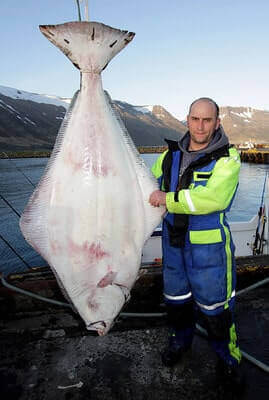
[1,0,268,119]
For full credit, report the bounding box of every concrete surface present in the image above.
[0,284,268,400]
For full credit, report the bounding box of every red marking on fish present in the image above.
[65,149,84,172]
[92,163,109,177]
[68,238,81,254]
[84,242,109,262]
[97,270,117,288]
[88,298,99,312]
[68,239,109,265]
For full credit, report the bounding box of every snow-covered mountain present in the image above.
[0,85,186,151]
[1,85,268,152]
[0,86,69,151]
[219,106,269,143]
[0,85,71,108]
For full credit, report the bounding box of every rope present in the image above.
[195,324,269,373]
[75,0,82,21]
[3,267,269,311]
[2,264,269,373]
[85,0,89,21]
[1,275,72,308]
[236,277,269,297]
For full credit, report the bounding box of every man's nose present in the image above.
[198,120,204,131]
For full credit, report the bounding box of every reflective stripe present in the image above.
[189,228,222,244]
[220,213,232,308]
[164,291,192,301]
[184,190,196,212]
[196,290,235,310]
[229,323,242,362]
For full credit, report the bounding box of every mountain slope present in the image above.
[0,86,185,151]
[219,106,269,144]
[1,86,268,151]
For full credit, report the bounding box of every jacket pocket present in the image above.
[189,228,222,244]
[193,171,212,182]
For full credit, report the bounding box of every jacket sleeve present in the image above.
[151,150,168,189]
[166,148,241,215]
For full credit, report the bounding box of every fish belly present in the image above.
[20,77,163,334]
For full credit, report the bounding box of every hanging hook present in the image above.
[85,0,89,21]
[75,0,82,21]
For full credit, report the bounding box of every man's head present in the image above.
[187,97,220,151]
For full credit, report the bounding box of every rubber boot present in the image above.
[217,358,246,396]
[161,328,193,367]
[162,302,194,367]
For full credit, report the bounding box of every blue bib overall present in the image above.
[161,148,241,366]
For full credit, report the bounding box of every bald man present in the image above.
[150,98,244,393]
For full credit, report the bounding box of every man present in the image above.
[149,97,244,392]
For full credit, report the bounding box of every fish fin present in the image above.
[97,271,117,288]
[19,91,79,261]
[113,283,130,303]
[39,22,135,73]
[105,91,164,242]
[40,90,79,178]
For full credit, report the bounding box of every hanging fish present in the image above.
[19,21,164,335]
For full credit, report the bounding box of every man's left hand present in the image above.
[149,190,167,207]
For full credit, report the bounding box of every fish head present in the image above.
[39,21,135,73]
[77,283,129,336]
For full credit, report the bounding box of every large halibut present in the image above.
[20,21,164,335]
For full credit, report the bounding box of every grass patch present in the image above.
[138,146,167,154]
[0,150,52,159]
[1,146,168,158]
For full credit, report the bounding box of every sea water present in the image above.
[0,157,269,274]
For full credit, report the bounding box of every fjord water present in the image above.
[0,157,269,275]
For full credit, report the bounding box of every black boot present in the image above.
[162,303,194,367]
[161,341,190,367]
[217,359,246,396]
[161,331,192,367]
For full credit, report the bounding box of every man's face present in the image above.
[187,101,220,150]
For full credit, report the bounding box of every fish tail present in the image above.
[39,21,135,73]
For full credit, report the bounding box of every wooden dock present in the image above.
[240,149,269,164]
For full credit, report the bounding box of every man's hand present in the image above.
[149,190,167,207]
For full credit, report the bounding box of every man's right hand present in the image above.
[149,190,167,207]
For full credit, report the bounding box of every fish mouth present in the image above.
[87,319,113,336]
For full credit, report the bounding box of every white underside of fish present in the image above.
[20,22,164,335]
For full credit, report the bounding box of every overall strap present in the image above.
[162,140,181,192]
[170,151,181,191]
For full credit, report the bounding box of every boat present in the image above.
[142,172,269,262]
[1,174,268,313]
[0,165,268,336]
